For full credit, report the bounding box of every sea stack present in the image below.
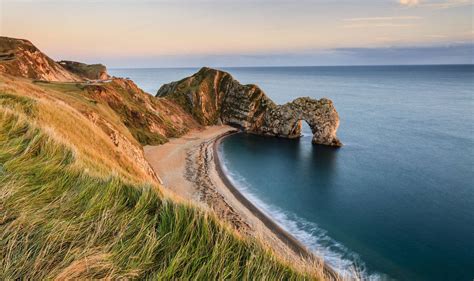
[157,67,342,146]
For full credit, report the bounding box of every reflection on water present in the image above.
[300,121,339,183]
[310,144,339,185]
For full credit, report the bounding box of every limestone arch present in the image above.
[271,97,341,146]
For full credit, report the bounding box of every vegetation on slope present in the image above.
[33,77,199,147]
[0,77,157,183]
[83,78,200,145]
[0,94,313,280]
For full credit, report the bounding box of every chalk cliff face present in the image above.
[0,37,82,82]
[157,67,342,146]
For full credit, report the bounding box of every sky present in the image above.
[1,0,473,67]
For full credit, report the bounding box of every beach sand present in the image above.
[144,125,336,280]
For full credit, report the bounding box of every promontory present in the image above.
[157,67,342,147]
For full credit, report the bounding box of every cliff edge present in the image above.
[58,60,110,80]
[157,67,342,146]
[0,36,82,82]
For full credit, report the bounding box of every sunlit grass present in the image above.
[0,106,315,279]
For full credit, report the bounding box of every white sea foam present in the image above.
[218,147,385,281]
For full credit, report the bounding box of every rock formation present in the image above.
[0,37,82,82]
[157,67,342,146]
[58,60,110,80]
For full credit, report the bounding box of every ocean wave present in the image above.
[217,147,384,281]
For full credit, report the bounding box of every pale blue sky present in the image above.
[1,0,472,67]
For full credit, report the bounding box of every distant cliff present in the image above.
[58,60,110,80]
[157,67,342,146]
[0,36,200,149]
[0,37,111,82]
[0,36,81,82]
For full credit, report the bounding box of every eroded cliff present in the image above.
[157,67,342,146]
[58,60,110,80]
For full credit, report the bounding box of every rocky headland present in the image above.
[157,67,342,146]
[58,60,110,80]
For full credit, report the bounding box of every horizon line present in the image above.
[108,63,474,70]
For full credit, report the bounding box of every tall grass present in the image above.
[0,108,314,279]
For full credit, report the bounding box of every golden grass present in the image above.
[0,74,330,280]
[0,106,317,280]
[0,75,156,184]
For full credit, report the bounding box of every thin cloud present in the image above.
[425,34,448,38]
[343,23,416,28]
[344,16,422,21]
[399,0,473,9]
[399,0,420,6]
[342,16,421,29]
[423,0,473,9]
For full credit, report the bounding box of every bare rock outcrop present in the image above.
[58,60,110,80]
[256,97,341,146]
[157,67,342,146]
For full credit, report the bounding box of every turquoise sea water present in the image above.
[109,66,474,281]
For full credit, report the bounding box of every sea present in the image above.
[109,65,474,281]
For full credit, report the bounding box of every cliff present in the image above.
[0,36,82,82]
[0,36,199,147]
[58,60,110,80]
[157,67,342,146]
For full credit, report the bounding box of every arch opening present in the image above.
[300,119,313,137]
[288,119,314,139]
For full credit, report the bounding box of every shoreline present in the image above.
[212,131,314,258]
[213,131,339,280]
[144,126,337,280]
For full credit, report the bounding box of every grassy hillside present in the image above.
[0,75,320,279]
[0,108,310,279]
[0,36,325,279]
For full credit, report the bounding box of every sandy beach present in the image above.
[144,125,336,280]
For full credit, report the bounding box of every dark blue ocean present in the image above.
[109,65,474,281]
